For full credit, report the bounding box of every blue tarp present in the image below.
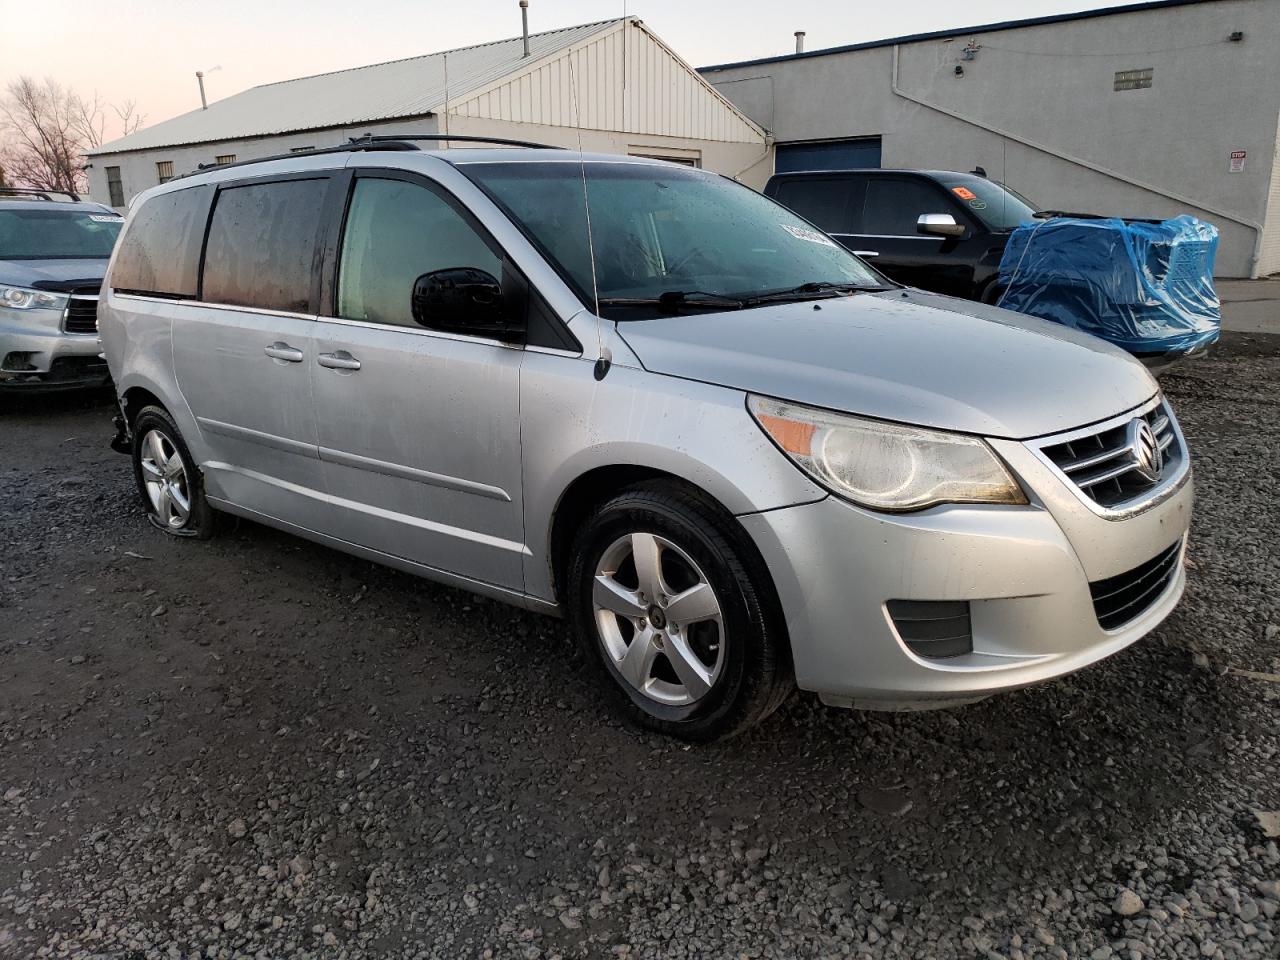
[996,214,1221,356]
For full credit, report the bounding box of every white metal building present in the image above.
[86,17,769,209]
[700,0,1280,277]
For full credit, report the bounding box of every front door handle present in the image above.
[264,342,304,363]
[317,350,362,371]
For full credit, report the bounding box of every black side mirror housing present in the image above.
[411,267,524,343]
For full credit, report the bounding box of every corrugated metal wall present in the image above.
[1258,123,1280,277]
[452,21,762,144]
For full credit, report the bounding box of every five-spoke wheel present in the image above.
[569,482,793,740]
[593,532,725,706]
[130,405,217,539]
[138,429,192,529]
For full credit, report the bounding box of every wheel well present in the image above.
[547,466,779,613]
[121,387,164,427]
[549,465,674,605]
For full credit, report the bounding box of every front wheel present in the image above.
[567,483,792,741]
[130,406,217,539]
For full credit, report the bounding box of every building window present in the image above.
[628,149,701,168]
[1114,68,1153,91]
[289,146,315,153]
[156,160,175,184]
[105,166,124,207]
[214,154,236,166]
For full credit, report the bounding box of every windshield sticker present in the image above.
[780,223,837,247]
[951,186,977,201]
[89,215,125,223]
[968,199,988,210]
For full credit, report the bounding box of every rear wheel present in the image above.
[567,483,792,741]
[130,406,216,539]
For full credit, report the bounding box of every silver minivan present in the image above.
[99,141,1193,740]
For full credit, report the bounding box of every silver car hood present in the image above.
[616,289,1158,440]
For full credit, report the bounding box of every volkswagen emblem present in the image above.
[1127,418,1163,482]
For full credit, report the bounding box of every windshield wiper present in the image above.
[745,281,891,305]
[597,290,747,312]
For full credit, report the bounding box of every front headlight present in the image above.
[749,396,1027,512]
[0,285,68,311]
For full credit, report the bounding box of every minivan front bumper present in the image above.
[739,458,1192,709]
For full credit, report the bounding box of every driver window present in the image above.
[337,178,501,329]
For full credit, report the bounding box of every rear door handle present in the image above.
[264,342,304,363]
[317,350,362,371]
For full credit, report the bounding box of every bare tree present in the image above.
[0,76,146,194]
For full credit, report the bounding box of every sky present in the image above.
[5,0,1126,142]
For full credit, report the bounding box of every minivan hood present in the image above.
[617,289,1157,440]
[0,258,107,289]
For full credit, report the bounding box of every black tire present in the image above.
[130,405,217,540]
[980,280,1006,305]
[567,482,793,741]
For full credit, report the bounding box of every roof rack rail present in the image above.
[347,134,564,150]
[0,187,83,202]
[183,133,562,180]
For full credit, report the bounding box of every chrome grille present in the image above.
[63,291,99,335]
[1038,400,1181,509]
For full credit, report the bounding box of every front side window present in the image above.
[860,178,954,236]
[201,178,327,312]
[0,208,123,260]
[112,185,213,296]
[461,161,883,319]
[337,177,501,329]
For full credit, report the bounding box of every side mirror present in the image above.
[917,213,966,238]
[411,267,524,342]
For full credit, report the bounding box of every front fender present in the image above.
[519,354,825,602]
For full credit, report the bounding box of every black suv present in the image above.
[764,169,1036,303]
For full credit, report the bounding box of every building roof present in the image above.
[699,0,1215,73]
[90,18,623,156]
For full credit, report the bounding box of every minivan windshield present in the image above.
[937,174,1036,232]
[0,208,124,259]
[461,161,887,319]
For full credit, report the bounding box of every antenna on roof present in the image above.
[195,65,221,110]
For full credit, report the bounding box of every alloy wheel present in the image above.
[138,429,192,530]
[592,532,725,706]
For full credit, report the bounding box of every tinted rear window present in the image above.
[111,185,213,297]
[201,178,327,313]
[770,178,857,233]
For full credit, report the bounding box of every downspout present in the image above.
[890,45,1265,277]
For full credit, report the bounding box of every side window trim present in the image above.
[325,168,580,352]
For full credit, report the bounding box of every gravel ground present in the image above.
[1,332,1278,960]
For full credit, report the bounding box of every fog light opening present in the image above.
[886,599,974,660]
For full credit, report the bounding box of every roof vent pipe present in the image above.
[794,31,805,54]
[521,1,531,57]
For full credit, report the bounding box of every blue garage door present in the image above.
[775,138,882,173]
